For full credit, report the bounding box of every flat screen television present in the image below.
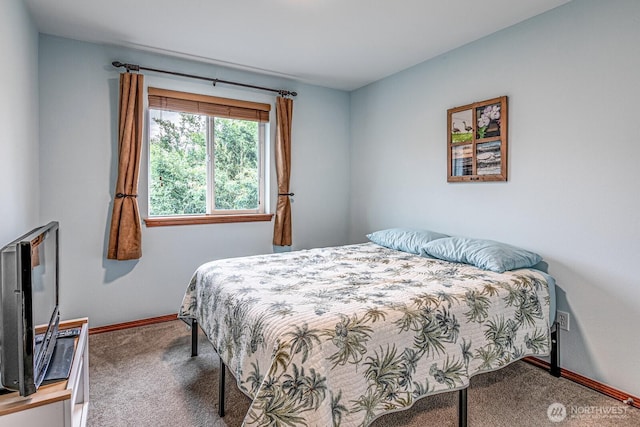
[0,221,60,396]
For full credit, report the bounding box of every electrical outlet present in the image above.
[557,310,570,331]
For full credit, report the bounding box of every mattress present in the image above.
[179,243,553,426]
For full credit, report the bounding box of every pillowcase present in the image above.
[367,228,449,255]
[422,237,542,273]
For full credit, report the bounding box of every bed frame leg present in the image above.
[219,355,226,417]
[188,318,226,417]
[458,387,468,427]
[550,321,561,377]
[191,319,199,357]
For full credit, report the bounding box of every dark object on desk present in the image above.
[43,337,76,383]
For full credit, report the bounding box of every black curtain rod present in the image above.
[112,61,297,97]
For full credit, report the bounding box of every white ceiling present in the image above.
[24,0,570,91]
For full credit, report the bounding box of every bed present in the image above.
[179,231,558,427]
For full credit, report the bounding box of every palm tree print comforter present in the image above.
[179,243,552,426]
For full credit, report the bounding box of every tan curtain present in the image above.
[107,73,144,260]
[273,96,293,246]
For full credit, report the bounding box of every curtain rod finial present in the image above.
[112,61,140,72]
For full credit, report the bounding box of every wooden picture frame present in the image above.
[447,96,508,182]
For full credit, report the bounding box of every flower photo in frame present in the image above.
[447,96,508,182]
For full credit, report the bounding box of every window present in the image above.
[145,88,272,226]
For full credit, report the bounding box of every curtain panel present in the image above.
[273,97,293,246]
[107,73,144,260]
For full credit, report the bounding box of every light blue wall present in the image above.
[0,0,39,244]
[350,0,640,396]
[37,35,351,328]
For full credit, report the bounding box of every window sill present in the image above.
[144,213,274,227]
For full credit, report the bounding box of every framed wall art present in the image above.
[447,96,508,182]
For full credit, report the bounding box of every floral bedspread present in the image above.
[178,243,551,427]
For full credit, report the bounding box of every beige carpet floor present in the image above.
[87,320,638,426]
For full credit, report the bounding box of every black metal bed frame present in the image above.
[190,319,561,427]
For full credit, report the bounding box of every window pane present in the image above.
[214,118,259,210]
[148,109,207,216]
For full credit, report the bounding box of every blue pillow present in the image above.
[422,237,542,273]
[367,228,449,255]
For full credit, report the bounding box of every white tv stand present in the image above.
[0,317,89,427]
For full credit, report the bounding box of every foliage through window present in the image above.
[147,88,269,217]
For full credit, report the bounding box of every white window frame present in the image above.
[143,88,273,227]
[205,117,266,215]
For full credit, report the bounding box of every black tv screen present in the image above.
[0,221,60,396]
